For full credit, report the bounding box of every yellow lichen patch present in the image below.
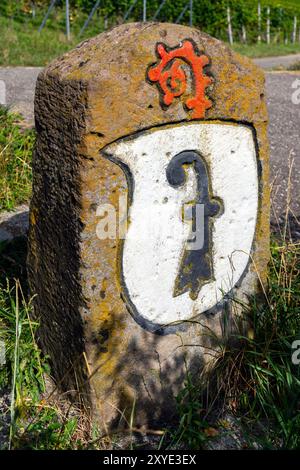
[29,206,38,226]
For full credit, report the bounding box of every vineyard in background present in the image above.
[1,0,300,44]
[0,1,300,66]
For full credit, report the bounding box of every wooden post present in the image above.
[0,80,6,106]
[38,0,56,33]
[175,3,189,24]
[258,2,261,43]
[79,0,101,37]
[227,6,233,45]
[31,1,36,19]
[152,0,167,21]
[65,0,70,41]
[123,0,139,22]
[143,0,147,22]
[242,25,247,44]
[266,7,270,45]
[293,16,297,44]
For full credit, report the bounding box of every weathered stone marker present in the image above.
[28,23,269,428]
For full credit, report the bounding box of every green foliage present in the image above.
[0,238,93,450]
[14,409,80,450]
[164,374,211,449]
[212,239,300,449]
[0,280,48,399]
[233,41,300,57]
[0,0,300,45]
[0,16,78,67]
[0,273,49,448]
[239,241,300,449]
[0,279,81,450]
[0,107,34,211]
[0,1,299,66]
[166,238,300,450]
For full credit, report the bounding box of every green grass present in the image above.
[0,13,102,67]
[0,107,34,212]
[0,237,102,450]
[0,279,82,450]
[136,225,299,450]
[0,16,78,67]
[160,373,212,449]
[0,278,48,448]
[223,240,300,449]
[232,42,300,58]
[167,237,300,450]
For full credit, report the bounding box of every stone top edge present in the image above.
[40,22,264,83]
[34,22,267,134]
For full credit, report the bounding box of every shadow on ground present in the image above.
[271,212,300,243]
[0,235,28,292]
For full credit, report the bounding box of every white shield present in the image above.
[102,122,258,330]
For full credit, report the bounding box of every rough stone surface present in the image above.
[27,22,269,430]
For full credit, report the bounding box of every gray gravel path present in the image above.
[253,53,300,70]
[265,72,300,233]
[0,204,29,242]
[0,66,43,126]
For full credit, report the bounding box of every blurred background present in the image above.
[1,0,300,66]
